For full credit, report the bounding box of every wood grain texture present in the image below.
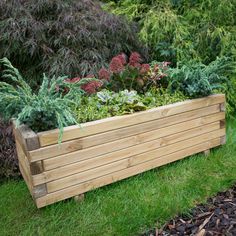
[29,104,220,160]
[17,124,40,151]
[36,138,221,208]
[41,112,224,170]
[45,128,225,193]
[37,94,225,146]
[15,139,33,194]
[33,122,221,185]
[13,95,226,208]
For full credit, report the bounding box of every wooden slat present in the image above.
[41,112,225,170]
[46,129,225,193]
[15,140,33,194]
[29,104,220,160]
[36,138,221,208]
[37,94,225,146]
[19,163,33,195]
[33,122,220,185]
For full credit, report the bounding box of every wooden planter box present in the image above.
[13,94,226,208]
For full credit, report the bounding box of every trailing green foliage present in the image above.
[74,88,187,123]
[168,57,236,113]
[168,57,230,98]
[0,58,92,141]
[0,0,147,85]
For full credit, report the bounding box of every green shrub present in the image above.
[0,0,147,85]
[105,0,236,65]
[168,57,236,114]
[0,58,93,141]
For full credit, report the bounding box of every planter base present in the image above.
[203,149,210,156]
[74,194,85,203]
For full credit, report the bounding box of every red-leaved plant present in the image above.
[98,52,170,93]
[65,76,103,94]
[66,52,170,95]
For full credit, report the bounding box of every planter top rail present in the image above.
[37,94,225,147]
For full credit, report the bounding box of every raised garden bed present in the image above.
[13,94,226,208]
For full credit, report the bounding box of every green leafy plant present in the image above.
[74,88,187,123]
[75,89,147,123]
[0,58,93,141]
[97,89,147,114]
[142,87,187,108]
[104,0,236,65]
[168,57,235,112]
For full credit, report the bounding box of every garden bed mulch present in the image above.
[142,184,236,236]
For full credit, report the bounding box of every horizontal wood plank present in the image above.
[46,129,225,193]
[40,112,225,170]
[37,94,225,146]
[33,122,220,185]
[36,138,221,208]
[29,104,220,160]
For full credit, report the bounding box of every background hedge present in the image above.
[105,0,236,66]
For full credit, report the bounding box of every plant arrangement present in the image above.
[0,55,186,136]
[1,51,232,147]
[0,52,230,180]
[74,88,186,123]
[1,53,231,137]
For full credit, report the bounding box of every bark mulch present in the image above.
[142,184,236,236]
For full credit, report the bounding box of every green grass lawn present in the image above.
[1,119,236,236]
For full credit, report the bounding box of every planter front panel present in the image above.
[14,94,226,208]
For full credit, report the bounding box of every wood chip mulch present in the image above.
[142,185,236,236]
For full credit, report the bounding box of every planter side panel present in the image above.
[13,124,47,200]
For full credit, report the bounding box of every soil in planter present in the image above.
[142,184,236,236]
